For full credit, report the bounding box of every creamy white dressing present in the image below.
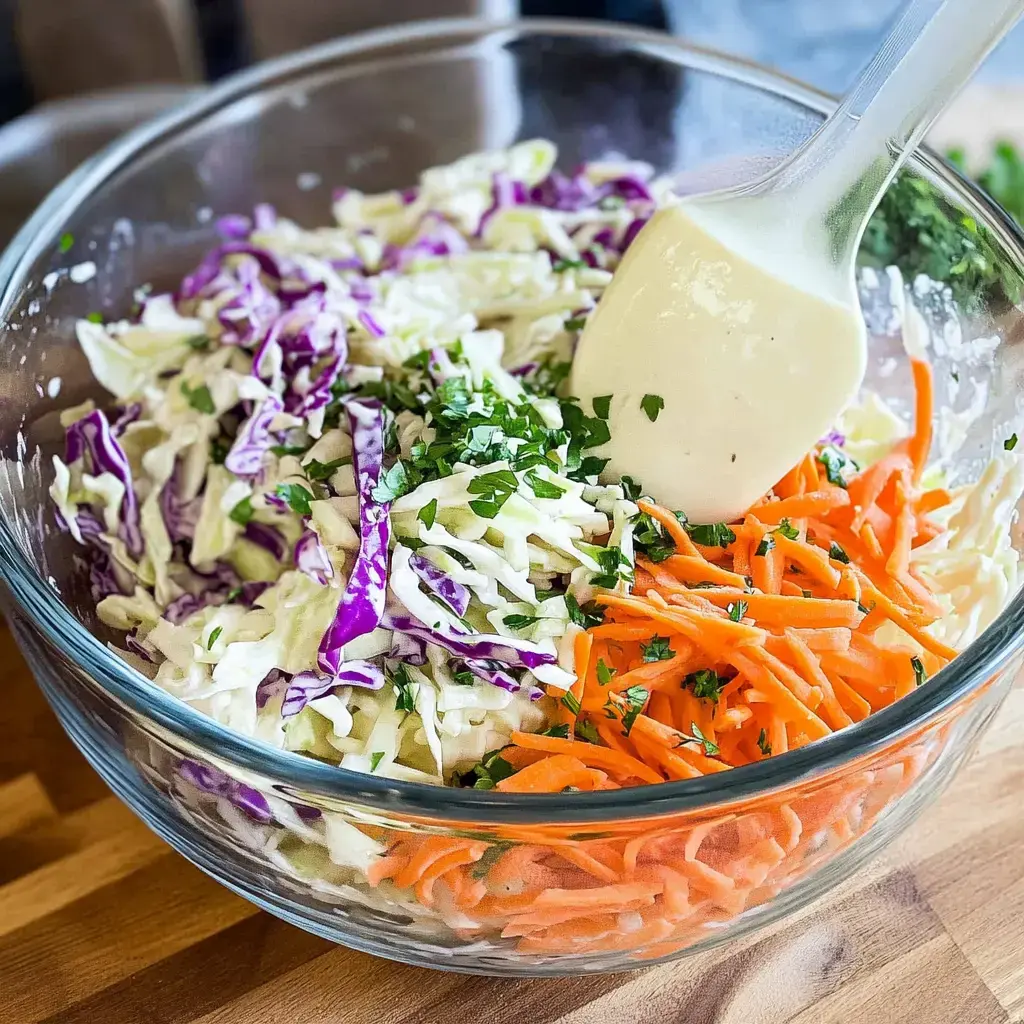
[571,204,867,523]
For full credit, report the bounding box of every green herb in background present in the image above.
[860,142,1024,312]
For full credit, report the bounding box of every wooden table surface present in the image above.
[4,86,1024,1024]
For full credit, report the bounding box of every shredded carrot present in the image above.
[377,352,970,961]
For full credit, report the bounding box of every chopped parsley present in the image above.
[369,751,385,772]
[1005,432,1019,451]
[372,460,418,503]
[640,393,665,422]
[552,258,588,272]
[828,541,851,565]
[59,232,75,253]
[180,381,216,415]
[565,593,604,629]
[596,658,617,686]
[757,729,772,756]
[618,685,649,737]
[574,719,601,744]
[561,690,582,716]
[275,483,315,517]
[817,446,855,489]
[466,469,519,519]
[470,842,512,876]
[687,669,726,703]
[393,665,417,713]
[727,600,748,623]
[417,497,438,530]
[306,457,350,481]
[186,334,211,351]
[775,518,799,541]
[525,469,566,499]
[464,749,516,790]
[85,311,104,324]
[620,475,642,501]
[911,656,928,687]
[755,534,776,557]
[565,316,587,332]
[542,723,570,739]
[589,545,634,589]
[592,395,612,420]
[228,496,254,526]
[640,635,674,663]
[271,443,309,457]
[680,722,719,757]
[502,614,544,631]
[631,511,675,563]
[685,522,736,548]
[206,626,222,650]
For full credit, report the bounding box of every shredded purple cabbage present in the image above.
[409,553,470,618]
[282,662,385,717]
[460,658,543,700]
[295,529,333,585]
[384,612,556,672]
[242,521,287,561]
[225,394,282,477]
[65,409,143,557]
[316,398,391,675]
[177,759,273,823]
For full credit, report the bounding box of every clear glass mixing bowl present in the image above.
[0,18,1022,976]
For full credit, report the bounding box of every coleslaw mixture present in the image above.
[50,140,1023,800]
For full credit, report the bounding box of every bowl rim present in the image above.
[2,15,1023,824]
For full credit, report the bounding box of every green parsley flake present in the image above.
[640,635,674,663]
[596,658,617,686]
[619,685,649,737]
[306,457,350,481]
[417,497,438,530]
[911,656,928,687]
[228,496,254,526]
[565,593,604,629]
[85,311,104,324]
[828,541,851,564]
[502,614,544,631]
[686,522,736,548]
[574,719,601,744]
[552,258,588,272]
[565,316,587,332]
[372,460,418,503]
[1005,432,1019,451]
[275,483,315,517]
[681,722,719,757]
[180,381,216,415]
[727,600,748,622]
[369,751,385,772]
[393,665,417,713]
[186,334,211,351]
[206,626,223,650]
[775,518,799,541]
[592,395,612,420]
[542,724,570,739]
[525,470,566,500]
[640,394,665,422]
[755,534,776,557]
[561,690,582,716]
[687,669,725,703]
[757,729,772,756]
[59,232,74,253]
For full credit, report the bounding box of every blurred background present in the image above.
[2,0,1024,245]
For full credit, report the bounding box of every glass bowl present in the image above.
[0,18,1023,977]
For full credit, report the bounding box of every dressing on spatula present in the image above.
[571,0,1022,524]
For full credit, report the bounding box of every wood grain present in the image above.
[1,608,1022,1024]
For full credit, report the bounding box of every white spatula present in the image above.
[571,0,1022,524]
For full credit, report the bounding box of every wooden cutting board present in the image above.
[3,639,1024,1024]
[4,85,1024,1024]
